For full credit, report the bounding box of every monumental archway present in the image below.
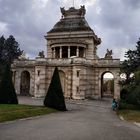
[101,72,114,98]
[20,71,30,96]
[99,67,120,99]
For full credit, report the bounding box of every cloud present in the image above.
[0,21,8,33]
[86,0,140,60]
[0,0,60,58]
[0,0,140,60]
[122,0,140,9]
[57,0,96,8]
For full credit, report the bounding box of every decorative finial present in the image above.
[104,49,113,59]
[73,0,75,7]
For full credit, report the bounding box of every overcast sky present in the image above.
[0,0,140,60]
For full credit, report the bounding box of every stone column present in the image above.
[34,66,47,98]
[114,76,120,99]
[15,71,21,95]
[68,46,70,58]
[76,46,79,57]
[54,48,56,58]
[30,70,35,96]
[60,46,62,58]
[93,46,97,59]
[52,48,54,58]
[83,48,86,57]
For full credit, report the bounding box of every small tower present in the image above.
[45,6,101,59]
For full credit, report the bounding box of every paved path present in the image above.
[0,97,140,140]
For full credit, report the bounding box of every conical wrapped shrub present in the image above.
[0,64,18,104]
[44,67,66,111]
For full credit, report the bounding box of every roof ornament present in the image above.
[38,51,45,58]
[80,5,85,16]
[60,7,65,15]
[18,51,27,60]
[104,49,113,59]
[73,0,75,7]
[60,5,86,18]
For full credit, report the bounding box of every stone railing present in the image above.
[12,59,36,67]
[45,58,72,65]
[12,57,120,68]
[97,59,120,67]
[45,57,88,66]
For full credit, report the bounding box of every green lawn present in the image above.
[0,104,57,123]
[118,109,140,122]
[117,102,140,123]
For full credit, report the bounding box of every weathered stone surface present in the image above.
[12,6,120,99]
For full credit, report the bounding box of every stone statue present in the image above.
[105,49,113,59]
[60,7,65,15]
[38,51,45,58]
[80,5,86,16]
[18,51,27,60]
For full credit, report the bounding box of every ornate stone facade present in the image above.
[12,6,120,99]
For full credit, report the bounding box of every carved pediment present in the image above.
[50,39,87,45]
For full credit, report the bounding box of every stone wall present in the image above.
[12,66,35,96]
[12,57,120,99]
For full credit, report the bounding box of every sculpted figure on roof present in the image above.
[105,49,113,59]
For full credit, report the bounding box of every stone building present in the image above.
[12,6,120,99]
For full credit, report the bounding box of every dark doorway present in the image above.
[79,47,84,57]
[62,46,68,58]
[70,46,76,57]
[55,47,60,58]
[20,71,30,96]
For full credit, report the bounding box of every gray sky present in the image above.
[0,0,140,60]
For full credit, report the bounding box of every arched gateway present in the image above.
[101,72,114,98]
[20,71,30,96]
[12,5,120,99]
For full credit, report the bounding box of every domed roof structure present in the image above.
[48,6,92,33]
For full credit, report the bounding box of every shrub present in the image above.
[133,86,140,105]
[120,88,128,101]
[44,67,67,111]
[118,101,140,110]
[0,64,18,104]
[121,85,140,106]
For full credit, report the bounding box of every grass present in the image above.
[0,104,57,123]
[117,102,140,123]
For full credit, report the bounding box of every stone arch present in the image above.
[101,71,114,98]
[99,69,120,99]
[59,70,66,96]
[20,71,30,96]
